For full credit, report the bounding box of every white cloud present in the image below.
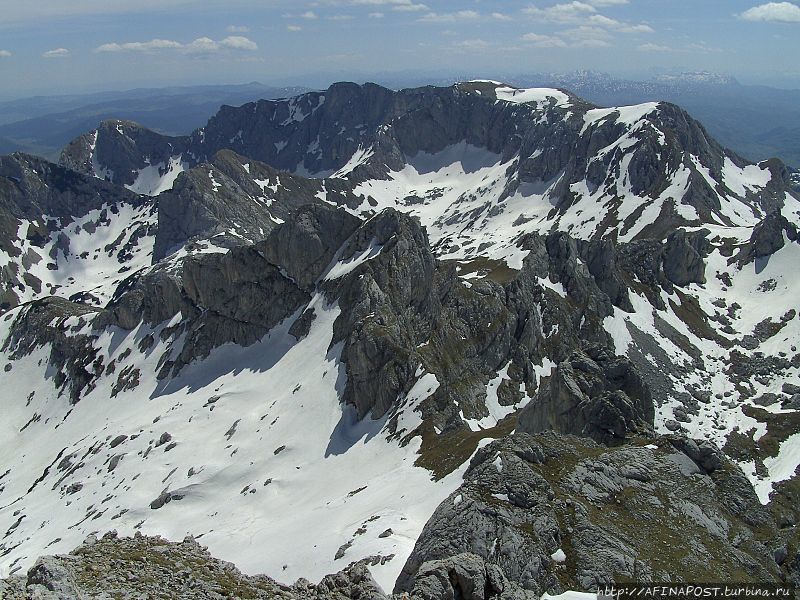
[637,41,722,54]
[522,24,615,48]
[523,2,653,34]
[574,37,611,47]
[419,10,479,22]
[586,0,629,5]
[638,42,673,52]
[94,36,257,53]
[617,22,654,33]
[562,24,613,39]
[0,50,11,58]
[392,2,429,11]
[492,12,513,21]
[453,38,490,49]
[95,39,183,52]
[521,32,568,47]
[283,10,318,19]
[328,14,354,20]
[226,25,250,33]
[42,48,70,58]
[287,24,303,31]
[523,2,596,23]
[587,14,653,32]
[738,2,800,22]
[368,11,385,17]
[586,14,618,26]
[350,0,428,11]
[688,41,723,53]
[185,37,219,53]
[220,36,258,50]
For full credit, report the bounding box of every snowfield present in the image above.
[0,297,468,590]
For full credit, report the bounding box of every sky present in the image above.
[0,0,798,97]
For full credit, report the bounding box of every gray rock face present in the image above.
[97,202,364,376]
[60,119,191,188]
[99,239,312,379]
[737,210,799,264]
[25,556,82,599]
[8,196,708,437]
[396,432,784,596]
[59,82,796,240]
[2,297,100,404]
[263,202,362,289]
[517,345,654,443]
[330,209,438,420]
[153,150,336,261]
[0,152,141,221]
[408,553,538,600]
[662,228,711,286]
[0,152,146,311]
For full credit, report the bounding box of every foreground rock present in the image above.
[0,532,389,600]
[396,432,789,596]
[517,345,654,444]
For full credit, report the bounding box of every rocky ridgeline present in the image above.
[3,201,799,595]
[6,198,713,438]
[61,81,792,238]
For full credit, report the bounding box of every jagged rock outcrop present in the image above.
[0,152,147,311]
[2,297,101,404]
[330,209,439,420]
[661,228,711,286]
[264,203,362,289]
[1,431,791,600]
[153,150,337,261]
[4,81,799,594]
[517,344,654,443]
[0,152,141,221]
[5,200,714,431]
[59,82,797,242]
[736,210,799,265]
[97,202,363,374]
[396,432,785,596]
[407,553,537,600]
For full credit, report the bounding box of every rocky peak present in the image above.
[60,119,191,188]
[517,344,654,443]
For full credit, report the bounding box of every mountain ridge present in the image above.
[1,81,799,596]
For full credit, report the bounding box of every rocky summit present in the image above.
[1,81,799,598]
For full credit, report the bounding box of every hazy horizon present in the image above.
[0,1,799,98]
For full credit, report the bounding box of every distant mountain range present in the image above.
[0,83,309,161]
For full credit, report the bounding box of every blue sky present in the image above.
[0,0,798,96]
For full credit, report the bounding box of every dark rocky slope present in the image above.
[0,152,147,311]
